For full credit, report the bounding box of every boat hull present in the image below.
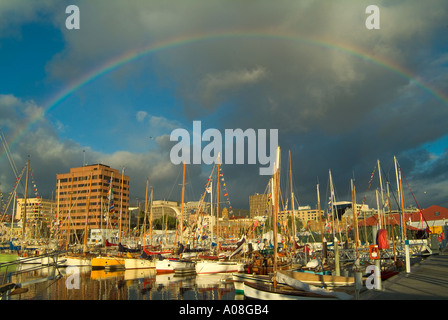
[91,256,125,270]
[63,256,92,267]
[279,270,355,287]
[231,273,271,294]
[195,261,244,274]
[124,258,155,269]
[243,282,336,300]
[17,255,42,264]
[155,259,195,274]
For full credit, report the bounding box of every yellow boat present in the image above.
[91,255,126,270]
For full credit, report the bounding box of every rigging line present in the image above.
[379,163,402,210]
[400,168,430,230]
[0,129,19,178]
[357,164,377,218]
[165,164,182,201]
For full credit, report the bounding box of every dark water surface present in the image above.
[2,264,240,300]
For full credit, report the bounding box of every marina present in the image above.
[1,2,448,312]
[1,148,448,301]
[1,238,447,301]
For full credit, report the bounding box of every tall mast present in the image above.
[149,186,154,246]
[328,170,337,240]
[273,146,280,287]
[216,160,220,257]
[119,167,124,244]
[399,168,406,240]
[210,180,214,252]
[66,173,74,251]
[377,159,385,227]
[83,171,93,254]
[143,178,149,245]
[376,189,382,229]
[317,183,326,258]
[394,156,403,240]
[180,163,186,245]
[351,179,359,260]
[394,156,401,208]
[288,150,296,255]
[21,159,30,251]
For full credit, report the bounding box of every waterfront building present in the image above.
[249,193,269,218]
[56,164,130,243]
[16,197,55,223]
[15,197,55,239]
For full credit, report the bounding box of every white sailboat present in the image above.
[155,163,196,274]
[194,156,244,275]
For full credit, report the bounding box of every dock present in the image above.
[360,250,448,300]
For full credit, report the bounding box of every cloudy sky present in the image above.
[1,0,448,214]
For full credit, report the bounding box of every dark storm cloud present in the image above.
[1,1,448,211]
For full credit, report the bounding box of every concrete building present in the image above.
[249,194,269,218]
[56,164,130,242]
[16,197,55,223]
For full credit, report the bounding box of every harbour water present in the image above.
[1,264,240,300]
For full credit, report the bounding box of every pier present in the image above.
[360,249,448,300]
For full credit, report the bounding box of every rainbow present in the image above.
[2,30,448,161]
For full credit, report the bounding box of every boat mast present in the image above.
[328,170,340,240]
[386,182,397,262]
[10,190,16,243]
[377,159,385,227]
[273,146,280,287]
[376,189,382,229]
[149,186,154,247]
[288,150,296,256]
[83,171,93,255]
[399,168,406,240]
[216,160,220,258]
[180,162,186,246]
[143,178,149,246]
[317,183,326,259]
[394,156,403,241]
[66,173,74,251]
[351,179,359,260]
[119,167,124,244]
[210,180,214,252]
[21,158,30,252]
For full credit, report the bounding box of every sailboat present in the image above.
[91,168,128,270]
[124,179,155,269]
[243,147,352,300]
[194,157,244,275]
[16,159,42,265]
[155,163,196,274]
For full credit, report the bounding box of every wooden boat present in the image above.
[124,257,155,269]
[155,257,195,274]
[63,255,92,267]
[195,260,244,274]
[243,281,339,300]
[91,255,125,270]
[230,272,272,293]
[17,253,42,265]
[245,255,292,275]
[41,255,68,266]
[278,269,355,288]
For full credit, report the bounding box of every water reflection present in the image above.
[2,265,239,300]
